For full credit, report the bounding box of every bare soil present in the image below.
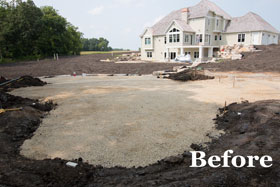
[200,44,280,73]
[0,53,182,79]
[0,78,280,186]
[168,69,215,81]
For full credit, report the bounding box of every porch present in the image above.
[165,46,219,62]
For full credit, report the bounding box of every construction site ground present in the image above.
[1,45,280,186]
[0,53,182,79]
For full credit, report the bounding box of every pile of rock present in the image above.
[115,53,141,62]
[218,45,256,60]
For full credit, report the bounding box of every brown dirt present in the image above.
[0,53,182,79]
[0,76,46,92]
[168,69,215,81]
[1,79,280,186]
[200,44,280,73]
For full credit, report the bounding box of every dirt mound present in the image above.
[168,69,215,81]
[0,76,6,84]
[200,44,280,73]
[0,76,46,91]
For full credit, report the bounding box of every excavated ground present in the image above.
[0,77,280,186]
[200,44,280,73]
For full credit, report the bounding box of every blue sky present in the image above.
[32,0,280,50]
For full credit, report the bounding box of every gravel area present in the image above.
[11,75,220,168]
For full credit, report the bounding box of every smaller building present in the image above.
[140,0,279,62]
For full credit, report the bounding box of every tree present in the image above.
[0,0,83,60]
[81,37,112,51]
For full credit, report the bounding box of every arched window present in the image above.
[169,28,180,33]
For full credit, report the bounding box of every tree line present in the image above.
[0,0,114,62]
[81,38,113,51]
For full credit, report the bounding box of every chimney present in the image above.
[181,8,190,23]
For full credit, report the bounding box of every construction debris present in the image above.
[115,53,141,62]
[218,44,257,60]
[66,162,78,168]
[153,66,214,82]
[168,69,215,82]
[0,107,23,114]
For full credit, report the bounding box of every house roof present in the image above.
[143,0,279,37]
[226,12,279,34]
[188,0,231,20]
[149,0,231,36]
[165,20,195,33]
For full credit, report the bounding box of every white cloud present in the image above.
[88,6,104,16]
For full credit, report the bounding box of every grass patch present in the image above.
[80,51,131,55]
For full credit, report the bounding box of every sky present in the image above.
[32,0,280,50]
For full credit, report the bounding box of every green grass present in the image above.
[80,51,131,55]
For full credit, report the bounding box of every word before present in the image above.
[190,150,272,168]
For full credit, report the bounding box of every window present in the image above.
[219,35,222,40]
[194,52,199,58]
[164,37,167,44]
[196,34,203,43]
[169,28,180,33]
[147,52,152,58]
[169,34,180,43]
[185,52,191,55]
[169,35,173,43]
[184,34,190,43]
[170,52,176,60]
[215,35,218,41]
[216,20,219,27]
[208,19,211,26]
[205,34,208,43]
[164,52,167,58]
[238,34,245,42]
[145,38,151,45]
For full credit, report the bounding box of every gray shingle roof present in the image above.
[226,12,279,34]
[188,0,231,20]
[150,0,231,36]
[144,0,279,37]
[167,20,195,33]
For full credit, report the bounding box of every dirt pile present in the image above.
[0,76,46,91]
[168,69,215,81]
[201,44,280,73]
[0,76,7,84]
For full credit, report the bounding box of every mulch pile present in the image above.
[200,44,280,73]
[0,77,279,186]
[168,69,215,81]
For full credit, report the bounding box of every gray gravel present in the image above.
[12,75,221,168]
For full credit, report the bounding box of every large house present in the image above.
[140,0,279,62]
